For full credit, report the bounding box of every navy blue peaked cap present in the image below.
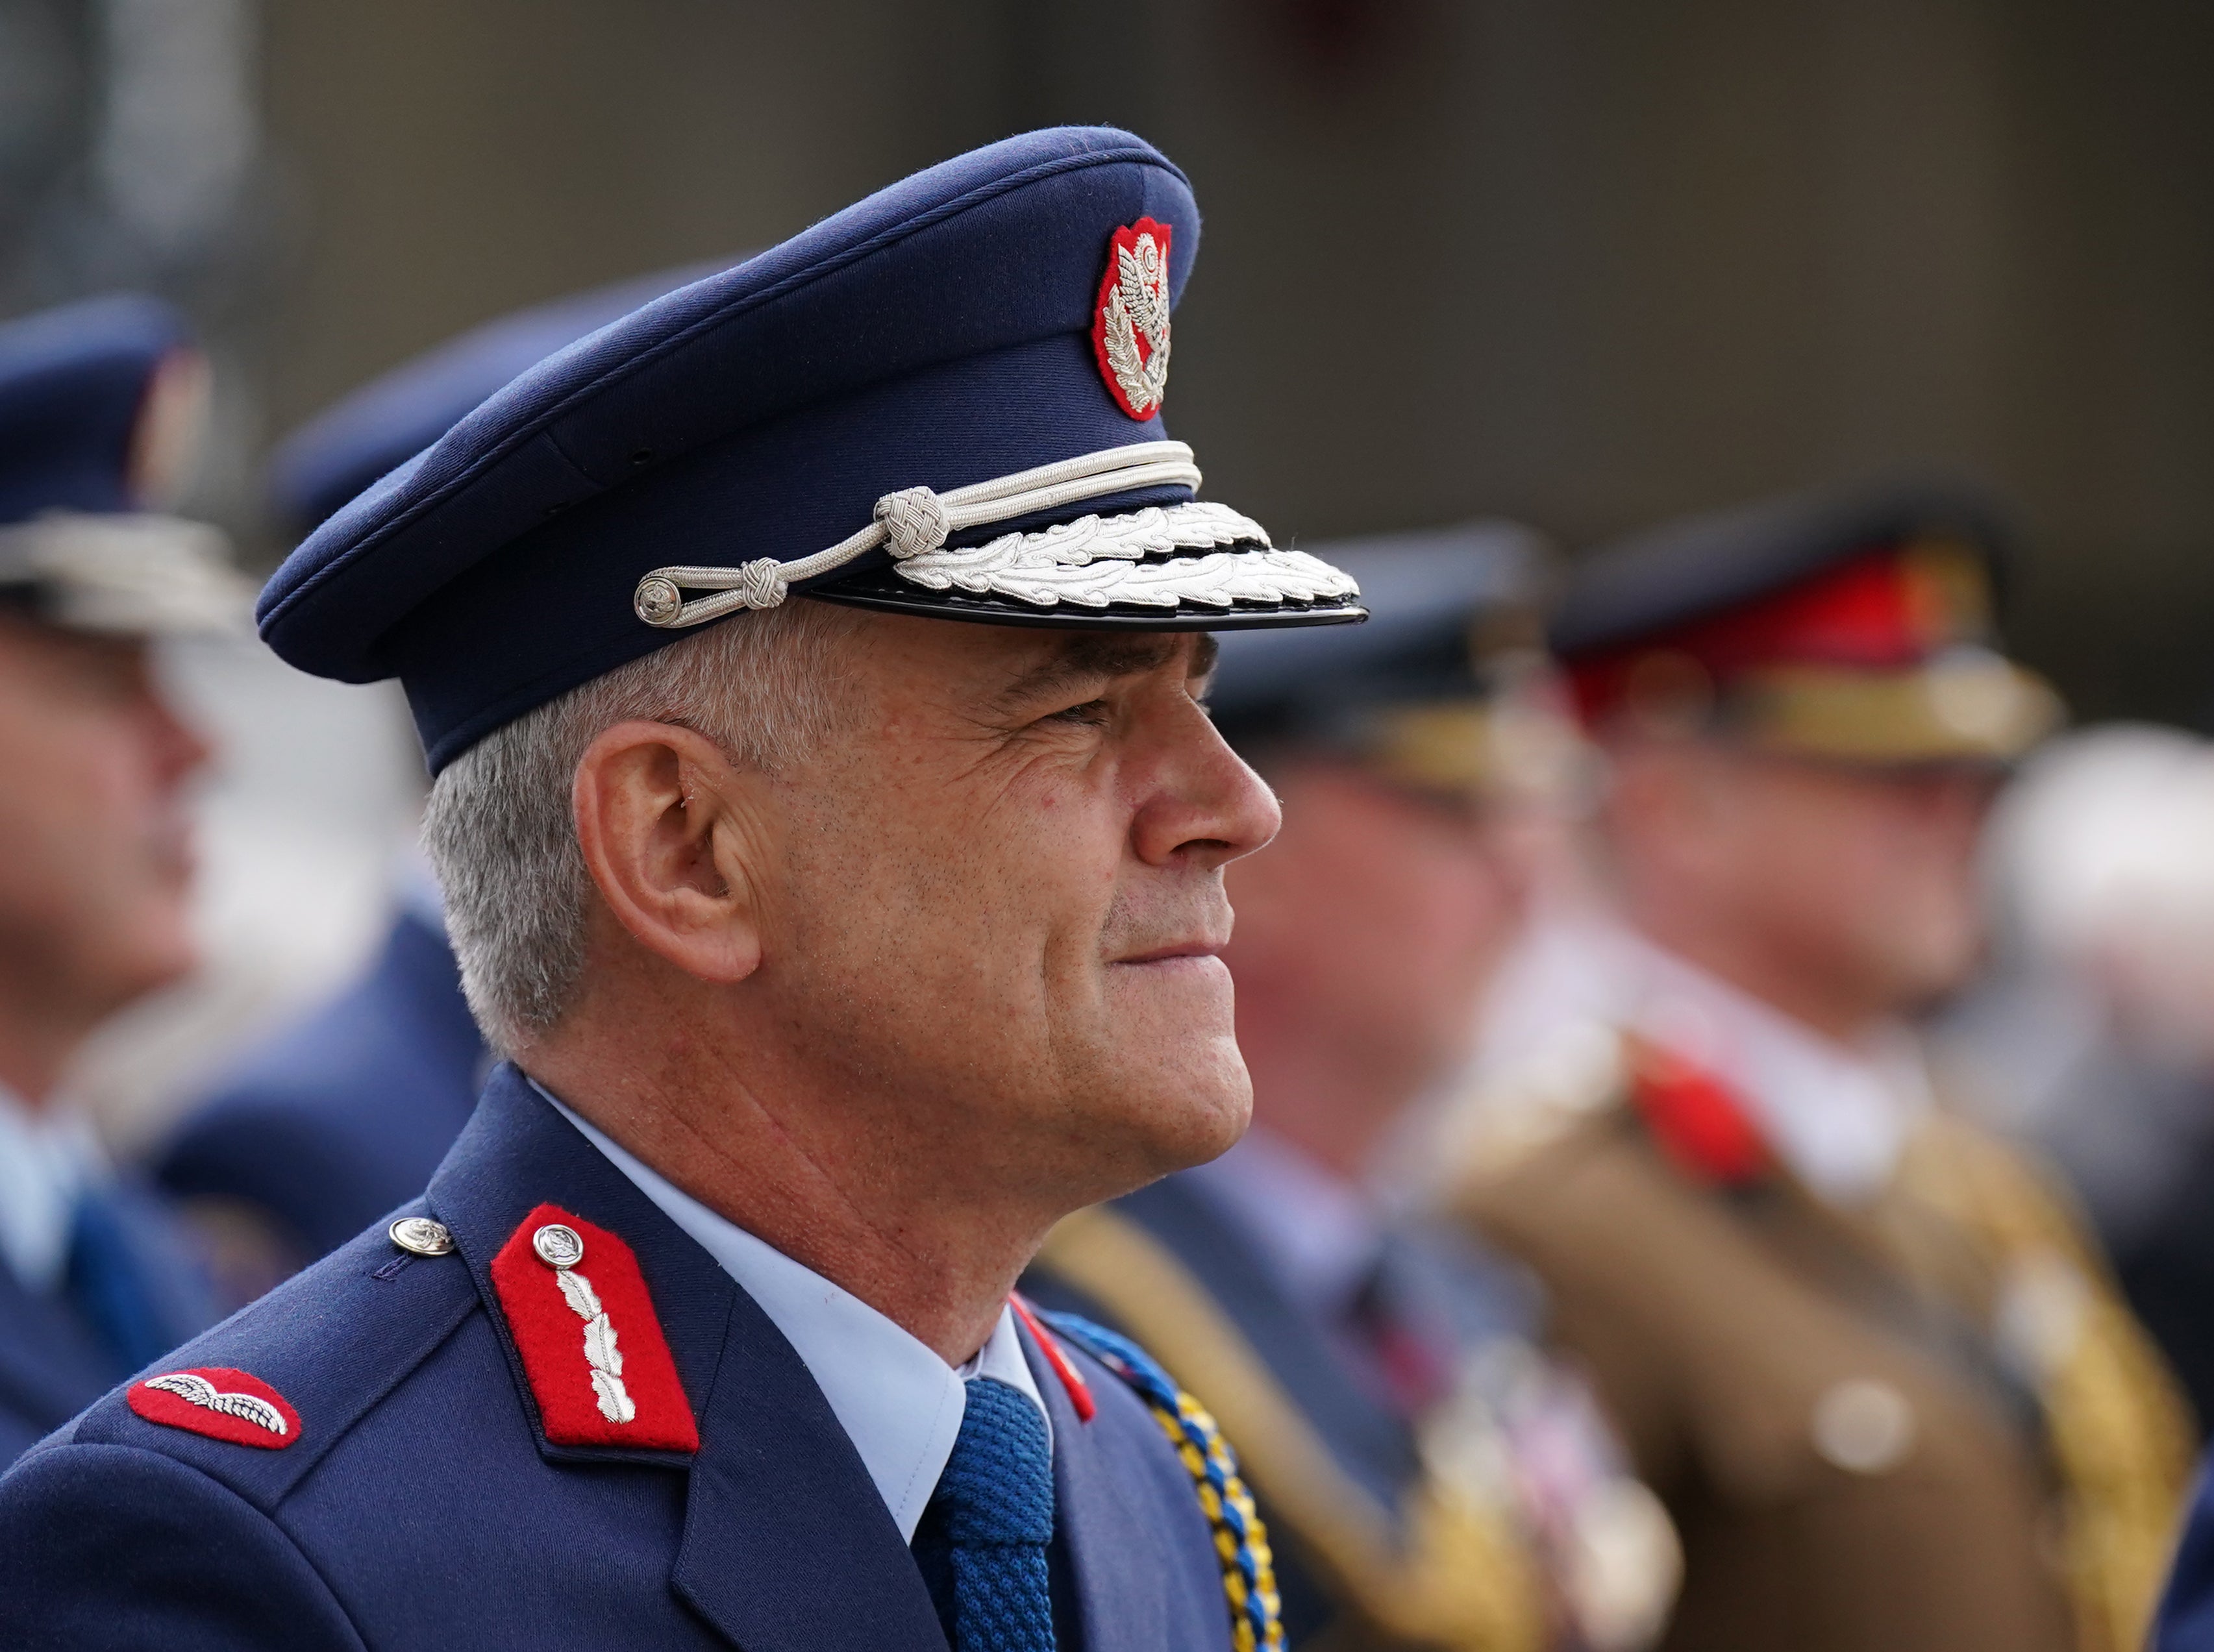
[0,294,195,524]
[260,127,1364,772]
[1549,478,2013,659]
[269,260,728,534]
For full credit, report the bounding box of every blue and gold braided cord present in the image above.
[1042,1311,1284,1652]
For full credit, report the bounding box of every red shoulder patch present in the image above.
[1091,217,1173,420]
[1010,1292,1095,1423]
[490,1202,698,1453]
[128,1367,299,1449]
[1628,1043,1772,1187]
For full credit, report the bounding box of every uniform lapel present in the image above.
[1023,1316,1171,1652]
[429,1065,944,1652]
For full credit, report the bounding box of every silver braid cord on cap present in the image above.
[633,441,1204,629]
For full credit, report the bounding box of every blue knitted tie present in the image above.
[913,1376,1056,1652]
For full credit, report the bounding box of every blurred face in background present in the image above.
[1223,755,1531,1178]
[1603,734,1999,1039]
[0,611,208,1091]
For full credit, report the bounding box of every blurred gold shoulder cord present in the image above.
[1885,1113,2196,1652]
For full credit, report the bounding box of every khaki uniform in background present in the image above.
[1452,1032,2191,1652]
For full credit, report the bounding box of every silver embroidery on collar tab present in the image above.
[534,1223,636,1425]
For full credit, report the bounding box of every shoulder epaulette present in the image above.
[82,1210,480,1502]
[1039,1310,1284,1652]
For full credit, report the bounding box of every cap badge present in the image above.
[490,1202,699,1453]
[1093,218,1173,420]
[128,1367,299,1449]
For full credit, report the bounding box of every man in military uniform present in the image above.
[1025,528,1681,1652]
[1449,485,2192,1652]
[0,295,242,1462]
[157,260,722,1272]
[0,129,1366,1650]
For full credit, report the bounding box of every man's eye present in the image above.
[1044,698,1112,727]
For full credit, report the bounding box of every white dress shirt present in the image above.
[0,1086,99,1294]
[537,1085,1049,1541]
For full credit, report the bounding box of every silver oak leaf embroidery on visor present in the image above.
[142,1372,290,1436]
[891,501,1362,611]
[534,1223,636,1425]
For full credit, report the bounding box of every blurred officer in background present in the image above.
[0,296,247,1461]
[1447,485,2191,1652]
[1026,526,1680,1652]
[0,127,1364,1649]
[155,261,716,1277]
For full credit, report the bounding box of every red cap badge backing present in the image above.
[1092,218,1173,421]
[128,1367,299,1449]
[490,1202,698,1453]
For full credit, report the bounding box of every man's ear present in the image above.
[571,720,774,985]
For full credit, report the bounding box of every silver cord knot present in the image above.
[736,558,786,610]
[874,487,951,561]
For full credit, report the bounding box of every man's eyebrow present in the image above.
[995,632,1202,707]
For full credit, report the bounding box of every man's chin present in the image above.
[1093,1034,1252,1179]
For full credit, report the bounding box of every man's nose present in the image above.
[1130,698,1282,870]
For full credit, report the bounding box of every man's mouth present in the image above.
[1111,940,1226,968]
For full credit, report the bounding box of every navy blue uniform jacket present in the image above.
[158,910,488,1261]
[0,1066,1232,1651]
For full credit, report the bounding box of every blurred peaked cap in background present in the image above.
[0,293,205,524]
[1549,478,2015,663]
[267,257,735,536]
[0,293,249,637]
[1206,521,1554,794]
[1554,478,2062,766]
[256,125,1367,775]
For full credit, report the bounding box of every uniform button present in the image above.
[388,1216,454,1256]
[1811,1377,1916,1474]
[534,1223,585,1269]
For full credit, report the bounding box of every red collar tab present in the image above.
[490,1202,699,1453]
[1569,540,1995,726]
[1628,1044,1772,1187]
[128,1367,300,1449]
[1010,1292,1096,1423]
[1091,217,1173,421]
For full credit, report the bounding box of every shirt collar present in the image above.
[534,1082,1049,1540]
[0,1085,100,1294]
[1605,928,1932,1205]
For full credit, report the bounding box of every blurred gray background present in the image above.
[5,0,2212,722]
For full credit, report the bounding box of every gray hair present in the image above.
[423,600,858,1054]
